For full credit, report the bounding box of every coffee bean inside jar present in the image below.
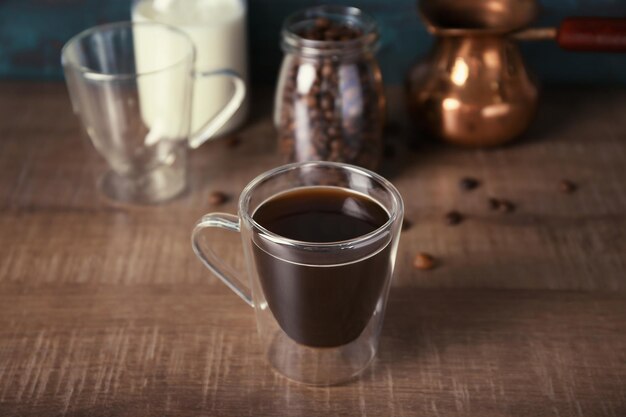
[274,5,386,170]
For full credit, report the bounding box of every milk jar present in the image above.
[133,0,249,137]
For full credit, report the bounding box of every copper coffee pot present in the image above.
[406,0,626,147]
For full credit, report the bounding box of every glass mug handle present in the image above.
[188,69,246,149]
[191,213,254,307]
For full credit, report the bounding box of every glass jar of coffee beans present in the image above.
[274,5,385,170]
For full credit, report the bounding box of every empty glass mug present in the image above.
[191,161,404,385]
[62,22,245,204]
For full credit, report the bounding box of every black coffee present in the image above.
[252,187,391,348]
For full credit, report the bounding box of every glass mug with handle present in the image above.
[192,161,404,385]
[62,22,245,204]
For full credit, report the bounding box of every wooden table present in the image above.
[1,82,625,416]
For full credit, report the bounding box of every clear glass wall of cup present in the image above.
[191,161,404,385]
[62,22,245,204]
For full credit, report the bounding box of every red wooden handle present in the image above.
[557,17,626,52]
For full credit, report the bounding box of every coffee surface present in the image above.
[253,186,388,243]
[252,187,392,348]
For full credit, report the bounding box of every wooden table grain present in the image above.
[0,81,625,417]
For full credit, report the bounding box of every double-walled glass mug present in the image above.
[191,161,404,385]
[62,22,245,204]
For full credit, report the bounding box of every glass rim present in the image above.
[61,21,195,81]
[239,161,404,250]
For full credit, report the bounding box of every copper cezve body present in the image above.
[407,0,626,146]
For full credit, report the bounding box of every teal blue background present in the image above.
[0,0,625,84]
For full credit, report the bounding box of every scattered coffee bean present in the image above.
[225,136,241,148]
[401,217,412,231]
[208,191,229,206]
[445,211,463,225]
[460,177,480,191]
[413,252,435,270]
[277,17,384,170]
[559,179,577,194]
[488,198,500,211]
[488,197,515,213]
[498,200,515,213]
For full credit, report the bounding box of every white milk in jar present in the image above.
[133,0,248,137]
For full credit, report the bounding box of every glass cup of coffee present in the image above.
[191,161,404,385]
[62,22,245,204]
